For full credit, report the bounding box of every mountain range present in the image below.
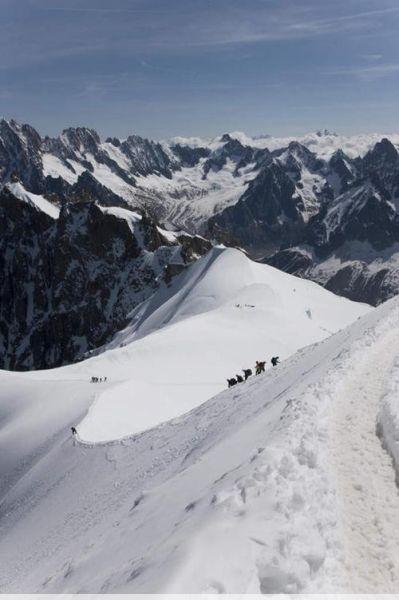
[2,118,399,368]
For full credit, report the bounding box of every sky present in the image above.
[1,0,399,139]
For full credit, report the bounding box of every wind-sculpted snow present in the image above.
[1,294,399,592]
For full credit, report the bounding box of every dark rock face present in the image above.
[0,119,44,193]
[262,140,399,306]
[44,127,137,187]
[207,141,382,257]
[70,171,128,208]
[119,135,178,178]
[307,184,399,257]
[208,161,305,254]
[0,188,210,370]
[361,138,399,200]
[266,247,313,275]
[171,144,210,167]
[202,139,257,178]
[267,247,399,306]
[323,264,396,306]
[328,149,358,193]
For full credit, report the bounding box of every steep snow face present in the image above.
[6,181,60,219]
[35,247,370,443]
[1,291,399,593]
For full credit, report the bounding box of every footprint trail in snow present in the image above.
[330,330,399,592]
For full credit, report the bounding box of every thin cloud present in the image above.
[361,54,383,61]
[329,63,399,81]
[41,6,178,15]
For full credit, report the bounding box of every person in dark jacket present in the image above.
[243,368,252,380]
[71,426,77,436]
[271,356,280,367]
[255,361,266,374]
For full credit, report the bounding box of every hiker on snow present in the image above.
[71,426,77,436]
[271,356,280,367]
[243,368,252,380]
[255,361,265,375]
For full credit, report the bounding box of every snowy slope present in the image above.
[6,181,60,219]
[34,247,369,442]
[2,292,399,592]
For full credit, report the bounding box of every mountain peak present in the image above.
[364,137,399,167]
[60,127,101,151]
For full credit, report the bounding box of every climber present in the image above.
[243,368,252,380]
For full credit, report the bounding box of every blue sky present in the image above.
[1,0,399,138]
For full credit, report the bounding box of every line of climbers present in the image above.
[71,357,280,438]
[227,356,279,388]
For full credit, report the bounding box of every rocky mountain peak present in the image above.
[364,137,399,167]
[60,127,101,153]
[105,136,121,147]
[220,133,234,143]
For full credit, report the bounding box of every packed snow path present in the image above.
[330,330,399,592]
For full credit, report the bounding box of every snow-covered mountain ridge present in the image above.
[2,250,399,592]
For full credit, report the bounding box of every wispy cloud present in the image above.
[361,53,383,61]
[4,0,398,71]
[329,63,399,81]
[41,5,178,15]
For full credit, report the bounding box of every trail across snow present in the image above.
[330,329,399,592]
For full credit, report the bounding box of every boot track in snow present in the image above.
[329,330,399,592]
